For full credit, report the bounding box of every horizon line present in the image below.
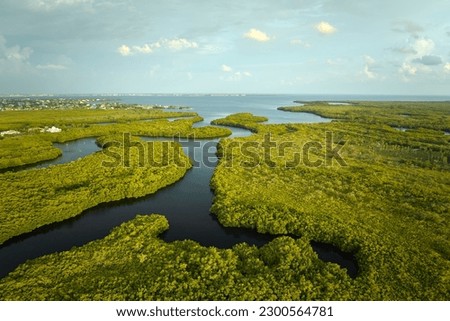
[2,92,450,97]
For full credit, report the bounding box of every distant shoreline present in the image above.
[2,93,450,102]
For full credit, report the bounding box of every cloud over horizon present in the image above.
[363,55,377,79]
[0,34,34,75]
[36,64,68,70]
[220,64,252,81]
[118,38,199,56]
[413,38,435,57]
[243,28,271,42]
[315,21,337,34]
[221,64,233,72]
[444,63,450,74]
[0,35,33,63]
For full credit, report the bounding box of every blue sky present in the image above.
[1,0,450,95]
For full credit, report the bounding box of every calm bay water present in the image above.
[0,95,360,279]
[118,94,332,125]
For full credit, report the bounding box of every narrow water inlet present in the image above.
[310,241,358,278]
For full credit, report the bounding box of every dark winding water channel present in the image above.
[0,119,357,279]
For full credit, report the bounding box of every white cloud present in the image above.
[221,64,232,72]
[365,55,376,65]
[0,35,33,73]
[1,37,33,62]
[164,38,198,50]
[315,21,337,35]
[36,64,67,70]
[392,38,434,58]
[413,38,434,57]
[132,44,154,54]
[117,38,198,56]
[290,39,311,48]
[399,62,417,77]
[395,37,445,80]
[220,64,252,81]
[244,28,271,42]
[363,66,375,79]
[363,55,377,79]
[118,45,131,56]
[232,71,252,80]
[444,63,450,74]
[5,46,33,62]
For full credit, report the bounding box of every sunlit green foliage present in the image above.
[0,105,231,243]
[210,103,450,300]
[0,113,230,169]
[0,215,354,300]
[211,112,268,132]
[0,138,191,245]
[49,117,230,142]
[0,136,61,169]
[0,104,231,243]
[0,108,196,131]
[278,101,450,131]
[0,101,449,300]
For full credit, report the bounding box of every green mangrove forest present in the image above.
[0,100,449,300]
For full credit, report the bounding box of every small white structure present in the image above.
[0,130,20,136]
[46,126,62,133]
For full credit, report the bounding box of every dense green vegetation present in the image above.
[0,111,230,169]
[278,101,450,132]
[0,101,448,300]
[0,138,191,244]
[0,215,354,300]
[0,107,196,131]
[0,135,62,170]
[211,112,268,132]
[0,103,230,242]
[210,103,450,300]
